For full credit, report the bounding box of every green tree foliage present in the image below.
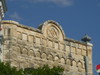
[24,65,64,75]
[0,61,23,75]
[0,61,64,75]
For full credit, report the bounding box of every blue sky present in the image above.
[4,0,100,74]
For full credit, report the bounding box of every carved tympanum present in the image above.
[47,26,59,39]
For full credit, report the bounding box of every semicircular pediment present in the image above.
[38,20,66,42]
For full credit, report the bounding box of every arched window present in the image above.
[41,53,47,59]
[66,59,71,65]
[77,62,83,68]
[16,47,21,54]
[36,51,41,58]
[22,48,28,55]
[28,50,34,56]
[54,56,59,63]
[48,54,53,60]
[60,58,65,64]
[72,60,76,66]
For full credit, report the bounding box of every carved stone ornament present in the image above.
[47,26,59,39]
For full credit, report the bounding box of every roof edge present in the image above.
[2,20,92,46]
[2,20,41,33]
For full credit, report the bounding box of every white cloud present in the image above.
[9,0,74,6]
[25,0,74,6]
[9,12,22,20]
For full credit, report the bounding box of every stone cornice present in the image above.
[2,20,41,33]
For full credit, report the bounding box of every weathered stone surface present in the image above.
[1,20,93,75]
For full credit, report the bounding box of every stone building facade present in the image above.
[0,0,7,20]
[1,20,93,75]
[0,0,7,61]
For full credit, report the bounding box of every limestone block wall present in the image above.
[2,20,93,75]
